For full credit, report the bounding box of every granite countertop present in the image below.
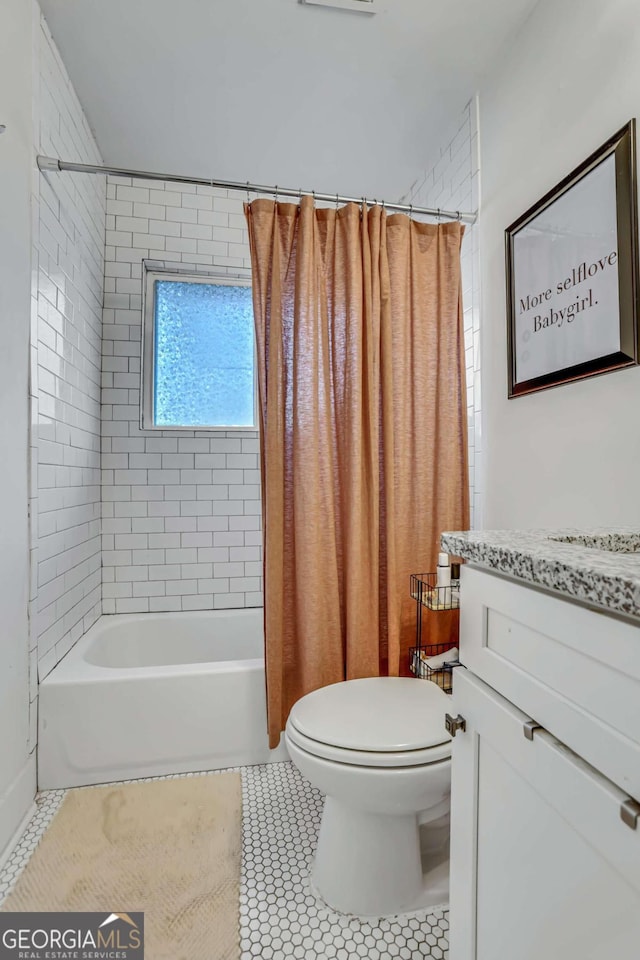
[440,528,640,621]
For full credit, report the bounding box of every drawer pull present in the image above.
[523,719,542,741]
[445,713,466,737]
[620,798,640,830]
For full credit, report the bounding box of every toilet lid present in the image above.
[288,677,451,753]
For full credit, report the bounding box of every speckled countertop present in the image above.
[440,528,640,621]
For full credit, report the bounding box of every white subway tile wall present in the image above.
[101,179,263,613]
[405,98,481,528]
[30,11,106,712]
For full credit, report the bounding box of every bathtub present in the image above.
[38,609,288,789]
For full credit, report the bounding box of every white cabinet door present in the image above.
[449,669,640,960]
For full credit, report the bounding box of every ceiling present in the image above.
[38,0,540,202]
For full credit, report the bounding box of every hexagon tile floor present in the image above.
[240,762,449,959]
[0,761,449,958]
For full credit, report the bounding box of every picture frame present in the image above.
[505,120,639,398]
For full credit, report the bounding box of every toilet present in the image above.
[285,676,452,917]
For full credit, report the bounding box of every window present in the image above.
[142,271,256,430]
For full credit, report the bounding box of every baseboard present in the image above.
[0,756,37,867]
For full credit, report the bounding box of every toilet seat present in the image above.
[286,677,452,769]
[286,719,451,767]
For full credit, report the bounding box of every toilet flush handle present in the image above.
[445,713,466,737]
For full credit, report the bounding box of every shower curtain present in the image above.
[245,195,469,748]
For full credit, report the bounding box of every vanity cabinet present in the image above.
[449,566,640,960]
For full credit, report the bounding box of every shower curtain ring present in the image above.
[336,192,339,210]
[437,208,441,222]
[246,181,251,202]
[409,203,413,218]
[274,185,279,202]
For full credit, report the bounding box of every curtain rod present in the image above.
[36,155,477,225]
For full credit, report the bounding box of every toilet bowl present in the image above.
[285,676,452,917]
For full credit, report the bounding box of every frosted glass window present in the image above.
[146,277,255,429]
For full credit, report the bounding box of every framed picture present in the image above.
[505,120,639,398]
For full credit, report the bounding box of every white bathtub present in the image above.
[38,609,288,789]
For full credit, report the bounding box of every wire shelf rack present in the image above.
[409,643,459,693]
[409,571,461,694]
[410,572,460,611]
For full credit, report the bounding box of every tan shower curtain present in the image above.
[245,195,469,748]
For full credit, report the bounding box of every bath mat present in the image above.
[1,773,241,960]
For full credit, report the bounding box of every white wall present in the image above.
[32,15,105,680]
[0,0,37,857]
[0,1,105,848]
[479,0,640,529]
[405,100,482,527]
[101,181,262,613]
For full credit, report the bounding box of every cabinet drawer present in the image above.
[459,565,640,800]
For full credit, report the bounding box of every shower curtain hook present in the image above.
[335,192,339,210]
[274,185,279,202]
[246,181,251,202]
[437,208,441,222]
[457,210,461,221]
[409,203,413,218]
